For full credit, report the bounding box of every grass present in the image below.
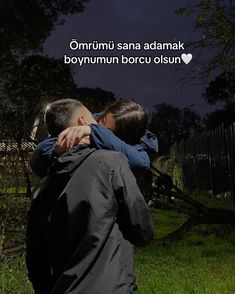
[0,256,32,294]
[1,197,235,293]
[135,209,235,294]
[0,187,27,194]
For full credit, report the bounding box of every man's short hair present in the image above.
[101,100,148,145]
[45,99,83,136]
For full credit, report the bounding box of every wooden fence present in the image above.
[0,139,36,195]
[170,123,235,201]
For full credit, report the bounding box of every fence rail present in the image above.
[170,123,235,201]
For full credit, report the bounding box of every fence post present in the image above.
[207,131,215,198]
[193,136,198,195]
[225,124,235,204]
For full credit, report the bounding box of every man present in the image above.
[26,99,154,294]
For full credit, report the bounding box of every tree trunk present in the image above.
[151,167,235,243]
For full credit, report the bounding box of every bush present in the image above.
[153,156,185,189]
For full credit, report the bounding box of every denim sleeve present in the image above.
[90,124,150,171]
[139,130,158,155]
[93,112,102,121]
[30,137,56,178]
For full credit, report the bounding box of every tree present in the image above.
[0,0,91,139]
[76,87,116,113]
[204,101,235,130]
[0,0,89,72]
[176,0,235,103]
[176,0,235,79]
[150,104,182,154]
[149,103,202,154]
[203,72,235,104]
[180,107,202,137]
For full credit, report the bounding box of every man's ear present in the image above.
[77,116,86,126]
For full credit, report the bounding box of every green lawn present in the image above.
[1,197,235,293]
[135,210,235,294]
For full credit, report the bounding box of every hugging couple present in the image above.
[27,99,158,294]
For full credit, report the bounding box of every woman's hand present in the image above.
[54,126,91,155]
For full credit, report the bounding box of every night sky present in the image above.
[43,0,221,116]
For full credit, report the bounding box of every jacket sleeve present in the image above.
[90,124,150,172]
[112,153,154,247]
[30,137,56,178]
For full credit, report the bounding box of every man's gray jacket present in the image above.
[26,145,154,294]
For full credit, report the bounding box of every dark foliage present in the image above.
[0,0,89,70]
[149,103,202,154]
[204,102,235,130]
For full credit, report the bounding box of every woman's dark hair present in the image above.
[101,100,148,145]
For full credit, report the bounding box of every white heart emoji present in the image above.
[181,53,192,64]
